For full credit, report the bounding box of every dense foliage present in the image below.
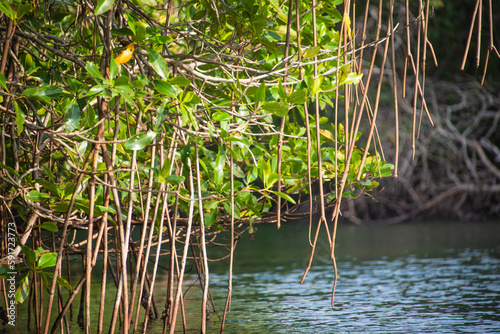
[1,0,459,332]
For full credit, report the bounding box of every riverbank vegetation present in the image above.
[0,0,497,333]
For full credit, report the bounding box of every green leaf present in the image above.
[254,82,266,104]
[36,252,57,270]
[124,132,156,150]
[262,102,290,117]
[35,85,66,100]
[341,72,364,85]
[0,72,7,91]
[86,62,105,81]
[0,1,14,20]
[15,101,24,136]
[25,190,51,202]
[288,89,306,104]
[33,179,59,197]
[19,244,36,268]
[114,86,136,106]
[154,80,177,98]
[269,25,297,41]
[65,101,81,132]
[164,175,185,185]
[259,159,271,186]
[56,275,72,290]
[0,162,19,177]
[204,209,217,227]
[270,190,296,204]
[110,57,118,79]
[148,35,173,44]
[15,4,32,21]
[226,135,251,147]
[147,48,168,80]
[168,76,191,87]
[212,224,223,231]
[305,75,324,95]
[212,111,232,122]
[214,146,226,186]
[154,102,168,131]
[34,222,58,232]
[16,275,30,304]
[181,91,201,104]
[95,0,115,16]
[303,46,321,59]
[319,129,334,142]
[261,30,281,42]
[40,272,51,291]
[247,166,258,184]
[111,28,135,37]
[278,81,287,100]
[135,21,148,42]
[342,191,356,198]
[266,172,279,188]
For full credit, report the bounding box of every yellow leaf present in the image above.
[115,43,135,65]
[343,13,352,41]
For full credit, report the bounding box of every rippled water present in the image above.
[201,221,500,333]
[205,249,500,333]
[10,221,500,333]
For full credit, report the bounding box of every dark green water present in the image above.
[7,220,500,333]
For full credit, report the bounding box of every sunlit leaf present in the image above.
[303,46,321,59]
[269,25,296,41]
[34,86,66,100]
[86,62,105,81]
[36,252,57,270]
[25,190,51,202]
[0,1,15,20]
[288,89,306,104]
[115,43,135,65]
[147,48,168,79]
[212,111,232,121]
[254,82,266,104]
[0,72,7,91]
[214,146,226,186]
[262,101,290,117]
[269,190,296,204]
[168,76,191,87]
[95,0,115,16]
[110,57,118,79]
[124,132,156,150]
[154,80,177,98]
[341,72,363,85]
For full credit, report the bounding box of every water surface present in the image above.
[9,220,500,333]
[202,221,500,333]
